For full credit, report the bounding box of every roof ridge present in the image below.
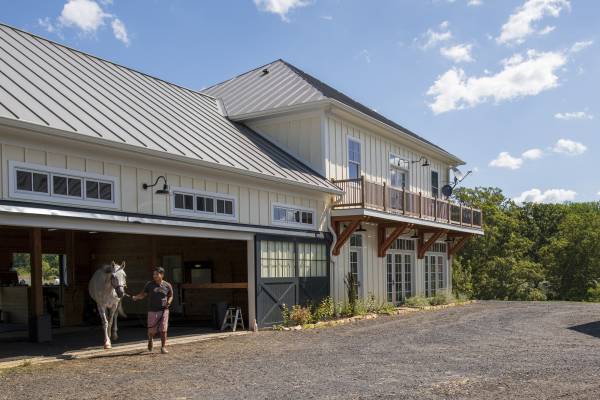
[0,22,215,101]
[202,58,284,93]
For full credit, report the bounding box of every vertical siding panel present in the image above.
[259,191,269,225]
[249,189,260,225]
[137,169,152,214]
[121,166,137,212]
[85,159,103,174]
[239,187,250,224]
[46,153,66,168]
[25,148,46,165]
[67,156,85,171]
[205,180,217,193]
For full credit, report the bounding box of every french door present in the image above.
[424,254,445,297]
[349,234,363,298]
[386,252,413,304]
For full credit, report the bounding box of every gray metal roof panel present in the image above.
[0,24,337,192]
[203,59,462,163]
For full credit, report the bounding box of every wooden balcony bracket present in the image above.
[417,230,445,259]
[377,222,411,257]
[332,218,364,256]
[447,234,472,258]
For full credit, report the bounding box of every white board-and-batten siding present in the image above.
[325,115,450,198]
[0,129,328,231]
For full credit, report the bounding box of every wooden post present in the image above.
[150,235,158,269]
[29,228,43,319]
[402,186,406,215]
[360,175,365,208]
[382,182,387,211]
[460,205,463,226]
[434,198,438,221]
[419,192,422,219]
[448,202,451,224]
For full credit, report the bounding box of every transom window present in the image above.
[172,188,236,220]
[10,161,118,208]
[390,238,415,251]
[389,154,409,188]
[272,203,315,228]
[348,137,361,179]
[430,242,447,253]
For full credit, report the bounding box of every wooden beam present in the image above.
[448,235,472,258]
[332,220,362,256]
[331,215,367,223]
[29,228,43,318]
[418,230,445,259]
[65,231,75,285]
[377,223,410,257]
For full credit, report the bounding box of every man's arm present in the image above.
[132,291,147,301]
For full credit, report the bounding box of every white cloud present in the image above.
[440,43,474,63]
[38,17,56,33]
[42,0,130,45]
[538,25,555,35]
[59,0,109,32]
[570,40,594,53]
[554,111,594,120]
[111,18,129,46]
[357,49,371,64]
[427,49,566,114]
[254,0,311,22]
[497,0,570,45]
[514,188,576,204]
[522,148,544,160]
[419,21,452,49]
[489,152,523,170]
[468,0,483,6]
[552,139,587,155]
[319,15,333,21]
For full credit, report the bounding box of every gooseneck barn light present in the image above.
[142,175,170,195]
[411,156,430,167]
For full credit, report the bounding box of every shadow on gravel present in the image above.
[569,321,600,338]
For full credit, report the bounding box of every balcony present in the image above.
[331,176,483,230]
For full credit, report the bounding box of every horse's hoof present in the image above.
[112,335,118,341]
[104,344,112,349]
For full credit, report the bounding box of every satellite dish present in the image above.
[441,184,453,198]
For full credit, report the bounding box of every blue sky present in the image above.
[2,0,598,202]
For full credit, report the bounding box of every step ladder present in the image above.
[220,307,245,332]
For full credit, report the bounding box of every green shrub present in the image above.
[404,296,430,308]
[344,272,358,315]
[376,303,397,315]
[313,296,335,322]
[429,292,454,306]
[288,305,312,326]
[586,283,600,302]
[525,288,547,301]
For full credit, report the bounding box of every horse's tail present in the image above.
[118,302,127,318]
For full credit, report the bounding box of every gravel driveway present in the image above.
[2,301,600,399]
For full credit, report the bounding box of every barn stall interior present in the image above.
[0,225,250,348]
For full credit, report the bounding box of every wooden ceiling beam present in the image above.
[332,220,362,256]
[377,223,411,257]
[417,230,446,259]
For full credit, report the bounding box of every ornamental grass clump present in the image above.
[313,296,335,322]
[429,292,454,306]
[405,296,430,308]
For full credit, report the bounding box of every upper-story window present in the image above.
[9,161,118,208]
[431,170,439,198]
[272,203,315,228]
[171,187,236,221]
[389,154,409,188]
[348,137,361,179]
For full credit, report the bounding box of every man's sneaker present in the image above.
[161,347,168,354]
[148,340,153,353]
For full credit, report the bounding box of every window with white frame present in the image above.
[172,187,236,220]
[389,154,409,188]
[9,161,118,208]
[425,242,447,296]
[390,238,416,251]
[348,137,361,179]
[272,203,315,228]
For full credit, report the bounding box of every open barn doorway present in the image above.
[0,225,250,358]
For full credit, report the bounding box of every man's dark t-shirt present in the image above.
[143,281,173,312]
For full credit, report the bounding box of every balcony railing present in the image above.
[332,176,483,229]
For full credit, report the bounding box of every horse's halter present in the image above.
[110,272,127,298]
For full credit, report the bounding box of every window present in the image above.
[431,171,439,198]
[425,254,446,296]
[9,161,118,208]
[430,242,447,253]
[389,154,409,188]
[348,138,361,179]
[272,203,315,228]
[349,233,363,296]
[171,187,236,220]
[259,240,328,279]
[390,238,415,251]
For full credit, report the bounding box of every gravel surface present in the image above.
[2,301,600,399]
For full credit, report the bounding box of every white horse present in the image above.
[88,261,127,349]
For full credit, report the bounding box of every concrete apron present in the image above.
[0,331,249,370]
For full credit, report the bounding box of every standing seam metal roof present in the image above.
[203,59,461,162]
[0,24,338,192]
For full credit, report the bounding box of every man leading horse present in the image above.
[132,266,173,354]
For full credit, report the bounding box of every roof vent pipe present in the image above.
[261,68,269,76]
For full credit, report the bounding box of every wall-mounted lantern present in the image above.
[142,175,170,195]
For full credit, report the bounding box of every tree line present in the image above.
[452,187,600,301]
